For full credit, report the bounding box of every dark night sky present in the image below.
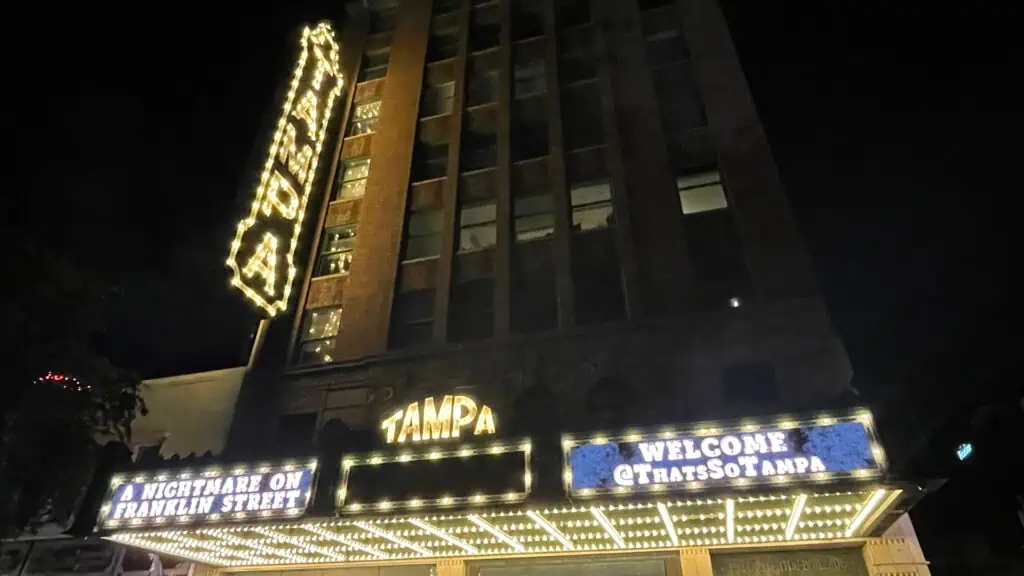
[11,1,1012,404]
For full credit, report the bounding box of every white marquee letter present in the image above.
[767,432,788,453]
[701,437,721,458]
[720,435,743,456]
[638,442,666,463]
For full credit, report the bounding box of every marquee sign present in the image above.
[97,460,317,529]
[380,395,496,444]
[338,439,532,513]
[563,411,886,497]
[226,22,344,316]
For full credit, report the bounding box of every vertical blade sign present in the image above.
[226,22,344,316]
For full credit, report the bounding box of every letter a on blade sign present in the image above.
[381,395,497,444]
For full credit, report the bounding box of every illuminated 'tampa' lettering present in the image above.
[380,395,497,444]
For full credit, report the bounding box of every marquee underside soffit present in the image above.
[107,485,908,570]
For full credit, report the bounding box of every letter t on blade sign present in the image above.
[226,22,344,317]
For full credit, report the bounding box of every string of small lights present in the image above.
[35,371,90,392]
[106,488,901,569]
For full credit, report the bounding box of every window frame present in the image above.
[348,100,382,136]
[514,63,547,99]
[422,81,456,117]
[335,157,371,200]
[428,29,460,62]
[403,207,445,262]
[569,180,615,232]
[359,48,391,82]
[677,170,728,215]
[389,288,437,349]
[315,224,357,277]
[297,306,342,365]
[458,202,498,253]
[514,193,555,242]
[467,69,499,107]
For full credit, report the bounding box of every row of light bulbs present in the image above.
[109,488,885,568]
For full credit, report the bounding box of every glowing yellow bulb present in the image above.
[226,21,344,316]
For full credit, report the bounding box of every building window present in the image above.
[368,6,398,35]
[570,181,614,231]
[434,0,460,15]
[470,5,501,51]
[359,49,390,82]
[511,124,549,161]
[677,170,727,214]
[390,288,436,349]
[511,0,544,40]
[461,129,497,171]
[348,100,381,136]
[467,69,498,107]
[556,0,590,28]
[448,279,494,341]
[459,202,497,252]
[682,177,749,308]
[558,26,596,84]
[572,228,625,324]
[561,85,604,149]
[653,63,707,134]
[412,142,449,181]
[643,9,688,67]
[315,225,357,277]
[428,29,459,62]
[512,239,557,333]
[297,306,341,365]
[514,63,546,98]
[514,194,555,242]
[403,207,444,261]
[336,157,370,200]
[422,81,455,117]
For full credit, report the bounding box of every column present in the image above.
[437,558,468,576]
[863,538,933,576]
[679,547,714,576]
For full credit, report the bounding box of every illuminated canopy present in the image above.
[106,486,911,569]
[100,409,916,570]
[226,22,344,316]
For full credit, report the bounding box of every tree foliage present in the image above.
[0,233,145,538]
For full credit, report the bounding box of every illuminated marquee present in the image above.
[380,395,496,444]
[97,460,317,529]
[564,411,887,497]
[226,22,344,316]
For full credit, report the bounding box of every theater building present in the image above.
[88,0,936,574]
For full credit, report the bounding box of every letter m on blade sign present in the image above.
[226,22,344,316]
